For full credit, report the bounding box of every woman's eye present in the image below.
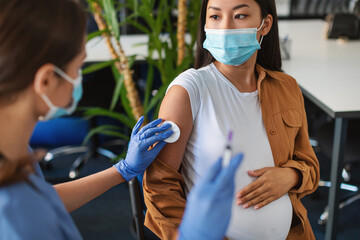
[209,15,220,20]
[235,14,246,19]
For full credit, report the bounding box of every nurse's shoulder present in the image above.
[0,179,63,240]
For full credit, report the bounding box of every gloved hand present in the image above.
[114,116,173,181]
[178,153,243,240]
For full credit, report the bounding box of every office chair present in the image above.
[42,117,126,179]
[290,0,353,18]
[129,177,146,240]
[312,119,360,225]
[129,175,161,240]
[305,96,360,225]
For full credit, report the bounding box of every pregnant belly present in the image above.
[226,194,293,240]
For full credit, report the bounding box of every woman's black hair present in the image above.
[194,0,282,71]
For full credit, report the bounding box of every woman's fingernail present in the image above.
[243,204,248,209]
[254,206,259,210]
[237,200,243,204]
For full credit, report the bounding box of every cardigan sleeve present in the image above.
[282,86,320,198]
[143,156,187,240]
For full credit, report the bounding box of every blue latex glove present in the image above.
[114,116,173,181]
[178,154,243,240]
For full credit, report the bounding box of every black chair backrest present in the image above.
[129,178,145,240]
[290,0,352,18]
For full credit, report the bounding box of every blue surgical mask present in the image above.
[40,66,83,121]
[203,20,264,66]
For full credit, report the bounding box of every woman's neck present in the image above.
[214,54,258,93]
[0,98,37,159]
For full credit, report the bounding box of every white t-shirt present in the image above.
[167,63,293,240]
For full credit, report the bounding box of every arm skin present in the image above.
[156,85,193,172]
[54,167,124,212]
[142,85,193,240]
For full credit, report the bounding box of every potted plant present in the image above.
[82,0,201,158]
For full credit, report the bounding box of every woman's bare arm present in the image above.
[157,85,194,171]
[143,85,194,240]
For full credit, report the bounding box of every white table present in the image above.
[85,34,149,62]
[279,20,360,240]
[85,34,192,62]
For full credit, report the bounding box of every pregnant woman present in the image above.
[143,0,320,239]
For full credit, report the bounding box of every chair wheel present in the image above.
[318,210,328,226]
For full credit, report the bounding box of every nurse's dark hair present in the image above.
[195,0,282,71]
[0,0,86,186]
[0,0,86,103]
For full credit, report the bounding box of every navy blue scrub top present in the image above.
[0,163,82,240]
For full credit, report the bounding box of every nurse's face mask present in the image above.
[40,66,83,121]
[203,20,264,66]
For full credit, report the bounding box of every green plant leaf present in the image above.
[109,63,133,122]
[149,0,156,10]
[110,71,124,111]
[84,107,133,128]
[153,94,162,119]
[86,0,201,140]
[96,130,129,140]
[83,124,129,145]
[127,55,137,69]
[163,41,175,81]
[145,83,169,114]
[102,0,120,39]
[154,0,166,33]
[86,29,108,42]
[137,2,156,32]
[171,56,193,80]
[120,84,137,123]
[82,60,116,75]
[143,64,154,110]
[110,60,121,80]
[118,13,137,28]
[127,19,150,34]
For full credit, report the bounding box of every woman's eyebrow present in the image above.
[208,4,250,11]
[208,6,221,11]
[233,4,250,10]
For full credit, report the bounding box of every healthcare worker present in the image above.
[0,0,243,239]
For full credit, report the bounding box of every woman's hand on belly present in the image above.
[235,167,300,210]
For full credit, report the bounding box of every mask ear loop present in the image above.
[257,19,265,45]
[257,19,265,31]
[54,66,76,84]
[259,36,264,45]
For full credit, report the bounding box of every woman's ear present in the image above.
[33,64,58,96]
[260,14,273,37]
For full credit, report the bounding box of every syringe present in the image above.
[222,130,233,168]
